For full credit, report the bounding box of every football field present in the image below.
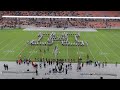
[0,29,120,63]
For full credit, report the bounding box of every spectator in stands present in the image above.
[1,11,120,29]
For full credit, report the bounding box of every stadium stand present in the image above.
[0,11,120,29]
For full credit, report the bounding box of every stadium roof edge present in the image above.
[2,16,120,19]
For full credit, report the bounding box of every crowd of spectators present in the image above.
[1,11,120,16]
[0,11,120,28]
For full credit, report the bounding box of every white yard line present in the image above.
[16,44,28,58]
[3,40,24,58]
[87,45,95,60]
[16,32,37,58]
[76,45,81,57]
[100,31,120,50]
[67,44,69,59]
[75,34,81,58]
[109,31,120,38]
[67,36,69,59]
[27,33,39,59]
[28,45,38,59]
[0,40,6,45]
[85,33,95,60]
[96,34,120,59]
[94,41,109,61]
[0,39,15,51]
[89,32,110,61]
[43,46,45,58]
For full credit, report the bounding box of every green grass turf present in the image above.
[0,29,120,63]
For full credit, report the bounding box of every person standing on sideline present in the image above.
[98,63,100,68]
[6,64,8,70]
[65,68,68,74]
[3,64,6,70]
[36,69,38,76]
[116,62,117,67]
[82,63,84,67]
[102,62,104,68]
[44,62,46,68]
[105,62,107,66]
